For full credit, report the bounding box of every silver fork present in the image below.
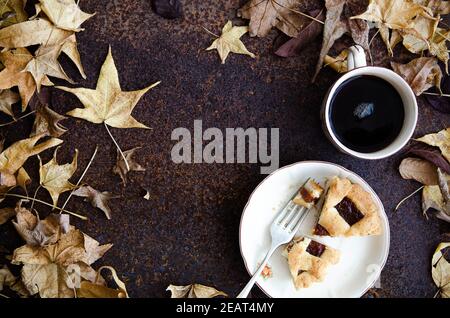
[237,198,310,298]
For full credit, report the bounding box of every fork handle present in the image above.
[237,245,277,298]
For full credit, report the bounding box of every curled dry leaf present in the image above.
[237,0,307,38]
[0,0,27,27]
[167,284,227,298]
[399,157,439,185]
[113,147,145,185]
[275,9,325,57]
[36,0,95,32]
[39,147,78,207]
[72,185,118,220]
[431,242,450,297]
[31,104,68,138]
[0,207,15,225]
[422,170,450,222]
[391,57,442,96]
[351,0,426,55]
[0,89,19,117]
[206,21,256,64]
[13,204,70,246]
[151,0,183,19]
[57,46,160,129]
[404,141,450,173]
[78,266,127,298]
[416,128,450,162]
[0,134,63,177]
[16,167,31,193]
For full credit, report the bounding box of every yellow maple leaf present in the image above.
[206,21,256,64]
[39,147,78,207]
[57,46,160,129]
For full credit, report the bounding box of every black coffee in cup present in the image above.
[329,75,405,153]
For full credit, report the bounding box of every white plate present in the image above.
[239,161,390,298]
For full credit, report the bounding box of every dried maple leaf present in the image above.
[399,157,439,185]
[57,47,159,129]
[12,227,112,298]
[25,44,75,92]
[13,204,70,246]
[39,147,78,207]
[113,147,145,185]
[352,0,426,55]
[206,21,255,64]
[35,0,95,32]
[391,57,442,96]
[0,89,19,117]
[0,48,51,110]
[237,0,308,37]
[432,242,450,297]
[422,169,450,222]
[0,134,63,177]
[417,128,450,162]
[31,104,68,138]
[72,185,118,220]
[166,284,227,298]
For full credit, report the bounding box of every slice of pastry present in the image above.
[293,179,324,209]
[283,237,340,289]
[314,176,381,237]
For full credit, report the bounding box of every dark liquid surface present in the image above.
[330,75,405,153]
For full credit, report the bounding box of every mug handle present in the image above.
[347,45,367,71]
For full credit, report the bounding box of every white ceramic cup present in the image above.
[321,45,418,160]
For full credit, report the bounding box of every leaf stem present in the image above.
[202,26,219,38]
[2,193,87,220]
[394,186,424,212]
[285,8,324,25]
[104,123,130,172]
[422,92,450,97]
[0,111,36,127]
[30,185,41,211]
[0,293,8,298]
[60,145,99,213]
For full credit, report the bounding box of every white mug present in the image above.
[321,45,418,160]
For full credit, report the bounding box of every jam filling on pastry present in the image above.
[299,187,315,203]
[335,197,364,226]
[314,223,330,236]
[306,240,326,257]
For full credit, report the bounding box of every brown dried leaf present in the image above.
[113,147,145,185]
[16,167,31,193]
[275,9,325,57]
[432,242,450,297]
[206,21,255,64]
[324,49,348,73]
[166,284,227,298]
[39,147,78,207]
[0,89,19,117]
[83,234,113,265]
[417,128,450,162]
[237,0,308,37]
[0,207,16,225]
[31,104,68,138]
[312,0,348,81]
[73,185,118,220]
[78,266,127,298]
[13,205,70,246]
[391,57,442,96]
[399,157,439,185]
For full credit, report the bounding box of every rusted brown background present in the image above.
[1,0,450,298]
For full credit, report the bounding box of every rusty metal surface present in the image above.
[1,0,450,298]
